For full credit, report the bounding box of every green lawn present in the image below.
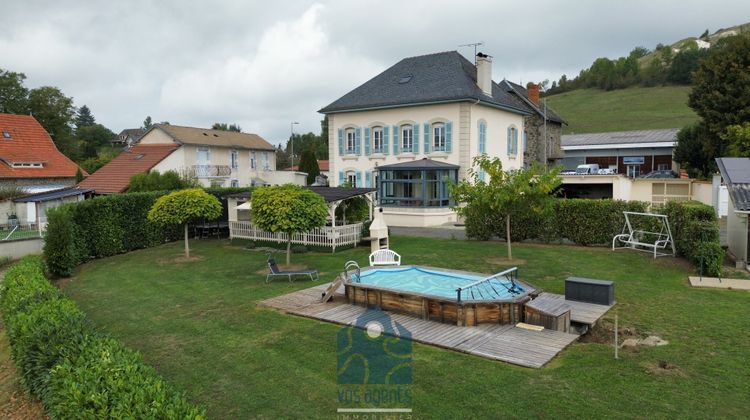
[546,86,699,134]
[62,238,750,418]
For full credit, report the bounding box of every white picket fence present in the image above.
[229,221,364,252]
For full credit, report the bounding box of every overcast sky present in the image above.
[2,0,748,144]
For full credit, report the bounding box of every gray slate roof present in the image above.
[319,51,532,115]
[502,80,566,125]
[225,187,375,203]
[716,157,750,212]
[377,158,460,171]
[561,128,680,147]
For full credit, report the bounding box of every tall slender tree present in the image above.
[75,105,96,130]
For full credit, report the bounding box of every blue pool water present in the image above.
[357,267,524,301]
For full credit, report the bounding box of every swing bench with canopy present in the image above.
[612,211,676,258]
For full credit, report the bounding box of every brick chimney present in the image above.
[476,53,493,96]
[526,83,540,105]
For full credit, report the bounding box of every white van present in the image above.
[575,164,600,175]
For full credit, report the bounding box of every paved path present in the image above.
[689,276,750,290]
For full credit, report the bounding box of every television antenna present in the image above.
[459,42,484,62]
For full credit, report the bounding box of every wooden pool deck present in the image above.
[259,284,613,369]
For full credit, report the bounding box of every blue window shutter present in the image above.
[356,171,362,187]
[338,171,345,186]
[446,121,453,153]
[338,128,344,156]
[383,126,390,155]
[364,127,371,155]
[483,123,487,153]
[479,170,486,182]
[413,124,420,154]
[423,123,430,153]
[392,125,399,154]
[355,128,362,155]
[365,171,371,187]
[507,127,512,155]
[513,128,518,154]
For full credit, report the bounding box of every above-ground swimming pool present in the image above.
[344,265,536,327]
[358,267,526,301]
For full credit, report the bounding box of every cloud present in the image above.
[159,3,382,142]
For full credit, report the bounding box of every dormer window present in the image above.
[11,162,43,168]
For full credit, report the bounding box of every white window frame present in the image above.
[230,149,239,170]
[346,128,356,154]
[373,126,384,153]
[250,151,256,170]
[627,165,641,178]
[433,123,446,151]
[346,171,357,186]
[230,179,239,187]
[197,146,210,165]
[401,125,413,152]
[657,163,669,171]
[261,152,270,171]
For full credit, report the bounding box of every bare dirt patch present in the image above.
[645,360,685,376]
[485,257,527,266]
[579,318,639,345]
[156,255,205,265]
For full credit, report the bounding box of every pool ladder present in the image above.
[344,260,361,283]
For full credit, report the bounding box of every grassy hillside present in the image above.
[545,86,698,134]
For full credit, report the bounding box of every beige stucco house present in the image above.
[319,51,534,227]
[80,124,305,193]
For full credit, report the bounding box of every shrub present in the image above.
[44,192,182,277]
[0,256,59,326]
[46,337,205,419]
[663,201,723,276]
[291,245,308,254]
[7,298,92,397]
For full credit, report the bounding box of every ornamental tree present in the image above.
[450,156,562,260]
[147,189,222,258]
[251,184,328,264]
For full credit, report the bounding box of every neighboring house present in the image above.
[0,113,86,193]
[80,124,304,193]
[112,128,146,147]
[501,81,565,167]
[319,51,533,227]
[561,128,679,177]
[716,157,750,269]
[286,159,330,185]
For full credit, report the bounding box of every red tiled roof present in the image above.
[78,143,180,193]
[285,159,329,171]
[0,113,86,178]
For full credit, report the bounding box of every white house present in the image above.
[319,51,532,227]
[80,124,306,193]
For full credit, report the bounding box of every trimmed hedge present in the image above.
[47,337,204,419]
[465,198,650,245]
[0,256,205,418]
[662,200,723,276]
[464,198,723,275]
[44,187,252,277]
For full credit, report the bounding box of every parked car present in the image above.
[575,164,600,175]
[559,169,576,175]
[597,167,617,175]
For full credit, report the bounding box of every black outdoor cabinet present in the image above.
[565,277,614,306]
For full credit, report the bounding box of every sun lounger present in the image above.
[266,257,319,283]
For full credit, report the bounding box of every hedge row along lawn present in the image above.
[62,237,750,418]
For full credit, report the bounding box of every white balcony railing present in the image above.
[191,165,232,178]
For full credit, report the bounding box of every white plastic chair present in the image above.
[369,249,401,266]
